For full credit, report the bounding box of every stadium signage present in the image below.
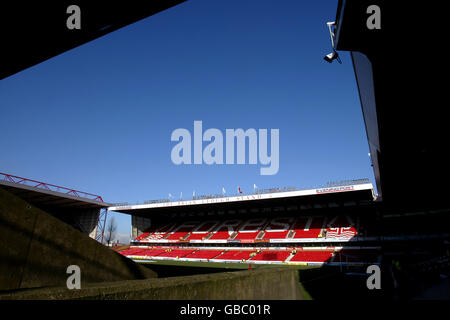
[316,185,355,193]
[108,183,373,211]
[171,121,279,175]
[171,194,264,206]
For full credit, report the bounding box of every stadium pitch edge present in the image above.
[130,258,318,270]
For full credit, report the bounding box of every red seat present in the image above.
[185,232,209,240]
[208,231,232,240]
[290,250,334,262]
[250,251,291,262]
[157,248,196,258]
[292,217,324,239]
[262,230,290,240]
[234,232,260,240]
[184,250,224,259]
[214,250,255,261]
[165,231,189,240]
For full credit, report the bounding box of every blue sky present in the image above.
[0,0,374,243]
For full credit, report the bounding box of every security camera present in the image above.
[323,51,341,63]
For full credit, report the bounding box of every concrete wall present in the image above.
[131,215,152,239]
[75,208,100,239]
[44,207,100,239]
[0,188,156,291]
[0,267,309,300]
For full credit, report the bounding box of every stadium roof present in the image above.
[334,0,448,209]
[109,183,375,216]
[0,172,110,210]
[0,1,186,80]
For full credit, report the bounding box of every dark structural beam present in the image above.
[0,1,187,79]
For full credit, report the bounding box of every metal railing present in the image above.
[0,172,104,202]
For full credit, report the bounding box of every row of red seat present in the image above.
[136,215,359,243]
[289,250,334,262]
[119,246,380,264]
[250,250,291,262]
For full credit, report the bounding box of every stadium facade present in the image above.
[110,180,383,266]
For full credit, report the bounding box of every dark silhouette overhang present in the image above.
[0,1,187,80]
[334,0,448,210]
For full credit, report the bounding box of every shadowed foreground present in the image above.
[0,188,156,291]
[0,267,309,300]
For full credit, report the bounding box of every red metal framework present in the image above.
[0,172,104,202]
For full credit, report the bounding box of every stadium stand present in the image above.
[145,222,176,240]
[234,218,268,241]
[136,215,362,244]
[325,215,358,239]
[185,221,219,241]
[262,217,295,240]
[117,246,381,266]
[114,182,383,268]
[211,250,256,261]
[135,233,151,241]
[208,220,243,240]
[291,216,325,239]
[290,249,335,263]
[120,248,148,256]
[143,248,168,257]
[156,248,197,258]
[250,250,292,262]
[184,249,224,260]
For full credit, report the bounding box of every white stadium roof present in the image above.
[108,183,374,212]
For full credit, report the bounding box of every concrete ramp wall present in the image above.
[0,188,156,291]
[0,267,308,300]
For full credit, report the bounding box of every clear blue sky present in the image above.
[0,0,375,243]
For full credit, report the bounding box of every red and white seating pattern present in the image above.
[136,215,360,244]
[325,216,357,238]
[262,217,295,240]
[119,246,380,266]
[233,218,267,241]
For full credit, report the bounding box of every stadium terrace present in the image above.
[110,181,382,267]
